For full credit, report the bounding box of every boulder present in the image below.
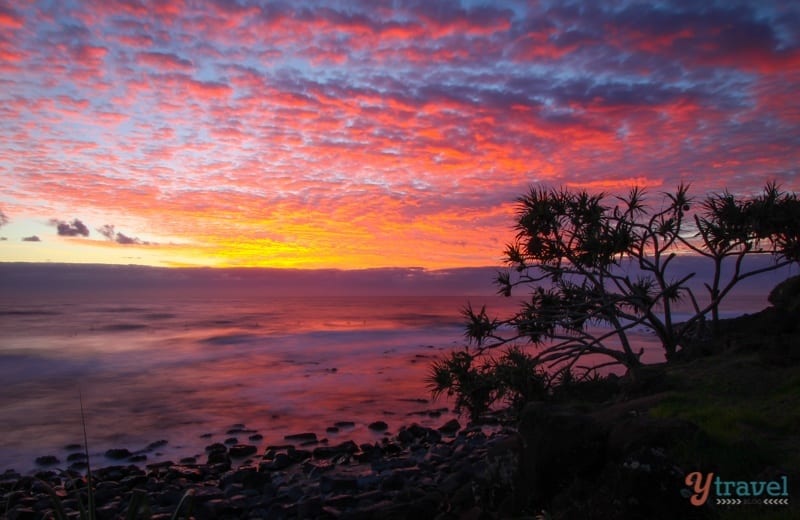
[284,432,317,442]
[104,449,132,460]
[313,440,358,459]
[368,421,389,431]
[228,444,257,458]
[437,419,461,435]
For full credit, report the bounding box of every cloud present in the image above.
[0,1,798,269]
[116,232,145,245]
[50,219,90,237]
[97,224,115,241]
[0,5,24,29]
[136,51,193,70]
[98,224,152,245]
[22,235,41,242]
[0,209,8,227]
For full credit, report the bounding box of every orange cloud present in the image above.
[0,1,798,269]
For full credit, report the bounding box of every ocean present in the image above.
[0,263,785,474]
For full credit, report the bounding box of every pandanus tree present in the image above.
[430,182,800,417]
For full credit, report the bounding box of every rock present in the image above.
[397,429,414,445]
[297,496,323,518]
[320,475,359,494]
[368,421,388,431]
[167,466,205,482]
[285,432,317,442]
[120,473,148,488]
[95,466,131,481]
[287,447,313,462]
[769,275,800,313]
[0,419,541,520]
[323,493,357,508]
[380,467,420,491]
[271,452,293,470]
[206,444,231,467]
[265,444,294,451]
[303,460,336,477]
[228,444,257,458]
[104,448,132,460]
[34,455,59,466]
[227,426,256,435]
[437,419,461,435]
[313,440,358,459]
[240,468,271,491]
[147,440,168,450]
[380,441,403,455]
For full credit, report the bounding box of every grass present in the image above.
[649,351,800,476]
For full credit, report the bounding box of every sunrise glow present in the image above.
[1,1,798,268]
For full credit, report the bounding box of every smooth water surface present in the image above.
[0,279,772,473]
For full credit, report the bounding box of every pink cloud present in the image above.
[136,51,193,70]
[0,5,23,28]
[1,1,798,269]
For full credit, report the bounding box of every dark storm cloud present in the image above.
[22,235,40,242]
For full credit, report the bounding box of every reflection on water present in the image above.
[0,290,766,473]
[0,294,505,473]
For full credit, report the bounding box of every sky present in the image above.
[1,0,799,269]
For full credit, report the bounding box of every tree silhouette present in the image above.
[430,183,800,414]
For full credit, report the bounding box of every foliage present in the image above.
[430,183,800,417]
[427,343,548,420]
[463,182,800,374]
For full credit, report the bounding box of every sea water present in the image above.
[0,270,777,473]
[0,291,498,473]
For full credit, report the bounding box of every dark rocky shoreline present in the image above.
[1,418,524,519]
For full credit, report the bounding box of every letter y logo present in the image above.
[685,472,714,506]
